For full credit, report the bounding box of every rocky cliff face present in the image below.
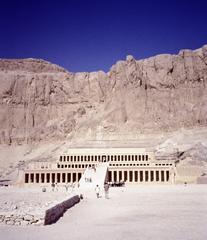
[0,45,207,145]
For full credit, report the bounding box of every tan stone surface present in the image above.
[0,45,207,145]
[0,45,207,178]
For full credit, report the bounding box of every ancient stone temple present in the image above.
[19,148,177,186]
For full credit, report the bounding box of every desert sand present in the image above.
[0,185,207,240]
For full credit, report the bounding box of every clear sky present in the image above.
[0,0,207,72]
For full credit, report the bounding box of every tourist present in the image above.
[65,183,69,191]
[92,165,96,172]
[104,182,109,199]
[51,182,55,191]
[95,185,100,198]
[55,182,58,191]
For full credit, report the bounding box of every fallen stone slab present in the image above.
[44,195,80,225]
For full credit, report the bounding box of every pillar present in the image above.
[114,171,117,182]
[111,171,114,182]
[67,173,71,183]
[33,173,36,183]
[159,171,162,182]
[120,171,122,182]
[143,170,146,182]
[31,173,34,183]
[146,171,149,182]
[55,173,57,183]
[152,170,155,182]
[132,171,134,182]
[134,171,136,182]
[117,171,119,182]
[133,171,135,182]
[48,173,52,183]
[60,172,63,183]
[71,172,73,182]
[76,172,79,182]
[139,171,142,182]
[28,173,31,183]
[127,171,130,182]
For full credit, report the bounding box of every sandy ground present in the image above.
[0,186,75,216]
[0,185,207,240]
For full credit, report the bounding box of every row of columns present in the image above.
[108,170,170,183]
[60,154,149,162]
[24,172,83,184]
[58,163,95,169]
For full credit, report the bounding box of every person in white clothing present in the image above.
[95,185,100,198]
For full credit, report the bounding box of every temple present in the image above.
[19,148,177,186]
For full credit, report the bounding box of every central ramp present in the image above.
[79,163,108,197]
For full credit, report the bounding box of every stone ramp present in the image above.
[93,162,108,189]
[79,163,108,196]
[79,167,95,190]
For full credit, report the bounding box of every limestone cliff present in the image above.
[0,45,207,145]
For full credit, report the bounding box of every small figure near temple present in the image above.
[55,182,58,191]
[92,165,96,172]
[65,183,69,191]
[104,182,109,199]
[95,185,100,198]
[51,182,55,191]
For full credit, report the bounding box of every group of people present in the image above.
[51,182,74,192]
[51,181,110,199]
[95,182,110,199]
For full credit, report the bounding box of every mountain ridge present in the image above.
[0,44,207,145]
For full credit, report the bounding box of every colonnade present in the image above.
[24,171,83,184]
[108,169,170,183]
[60,154,150,162]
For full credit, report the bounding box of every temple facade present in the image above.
[20,148,176,186]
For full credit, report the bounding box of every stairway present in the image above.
[79,163,108,197]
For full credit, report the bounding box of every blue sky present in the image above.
[0,0,207,72]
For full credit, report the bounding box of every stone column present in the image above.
[28,173,30,183]
[143,170,146,182]
[60,173,63,183]
[159,170,162,182]
[139,171,142,182]
[117,171,119,182]
[42,173,45,183]
[55,173,57,183]
[164,171,166,182]
[121,171,124,181]
[33,173,36,183]
[111,171,113,182]
[146,171,149,182]
[76,173,79,183]
[127,171,130,183]
[71,172,74,183]
[149,171,151,182]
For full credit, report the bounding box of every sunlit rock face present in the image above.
[0,45,207,145]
